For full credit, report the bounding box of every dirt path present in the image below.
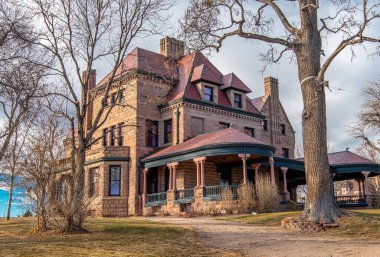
[144,216,380,257]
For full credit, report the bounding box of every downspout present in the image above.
[175,107,180,144]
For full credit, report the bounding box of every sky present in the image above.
[93,1,380,152]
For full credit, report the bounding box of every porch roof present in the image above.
[141,128,276,168]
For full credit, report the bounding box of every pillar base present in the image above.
[282,191,290,202]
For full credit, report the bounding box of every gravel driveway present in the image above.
[144,216,380,257]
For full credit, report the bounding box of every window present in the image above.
[145,120,158,147]
[234,93,242,108]
[244,127,255,137]
[109,166,121,196]
[102,128,108,146]
[219,122,230,130]
[191,117,204,137]
[110,125,116,146]
[118,89,125,103]
[204,86,214,102]
[89,167,99,197]
[282,148,289,158]
[263,120,268,131]
[111,93,117,105]
[102,96,109,107]
[118,123,124,146]
[281,124,286,135]
[164,119,173,144]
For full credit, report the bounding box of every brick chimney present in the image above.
[83,69,97,131]
[264,77,280,146]
[160,36,185,60]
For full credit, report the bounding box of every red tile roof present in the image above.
[328,151,378,166]
[251,96,267,111]
[144,128,268,160]
[221,73,252,93]
[96,48,177,87]
[191,64,223,84]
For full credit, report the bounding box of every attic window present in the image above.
[234,93,242,108]
[204,86,214,102]
[281,124,286,135]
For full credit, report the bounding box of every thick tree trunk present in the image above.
[296,3,340,223]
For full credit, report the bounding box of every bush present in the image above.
[255,174,280,213]
[236,183,256,213]
[220,187,236,214]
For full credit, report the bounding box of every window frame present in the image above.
[118,89,125,103]
[109,165,121,196]
[118,123,124,146]
[110,125,116,146]
[282,148,289,158]
[145,120,159,147]
[219,122,230,130]
[111,93,117,105]
[263,120,268,131]
[281,124,286,135]
[244,127,255,138]
[204,86,214,102]
[89,167,99,198]
[233,93,242,108]
[164,119,173,144]
[102,128,108,146]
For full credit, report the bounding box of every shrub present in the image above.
[236,182,256,213]
[220,187,236,214]
[255,174,280,213]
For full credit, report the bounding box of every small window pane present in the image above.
[282,148,289,158]
[102,128,108,146]
[109,166,121,196]
[234,94,242,108]
[89,168,99,197]
[281,124,286,135]
[145,120,158,147]
[219,122,230,130]
[204,86,214,102]
[244,127,255,137]
[164,119,173,144]
[263,120,268,131]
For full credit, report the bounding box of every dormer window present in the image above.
[204,86,214,102]
[234,93,242,108]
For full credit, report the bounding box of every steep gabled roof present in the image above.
[221,73,252,93]
[251,96,268,111]
[96,48,177,88]
[191,64,223,85]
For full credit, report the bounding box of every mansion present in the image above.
[61,37,380,216]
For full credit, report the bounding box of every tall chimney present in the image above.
[264,77,280,146]
[160,36,185,60]
[83,69,96,131]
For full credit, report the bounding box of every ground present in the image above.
[146,209,380,257]
[0,217,236,257]
[1,210,380,257]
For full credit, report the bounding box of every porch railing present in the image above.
[204,185,239,198]
[335,195,366,205]
[146,192,167,203]
[297,195,367,206]
[176,188,194,200]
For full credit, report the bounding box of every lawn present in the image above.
[0,217,239,257]
[217,209,380,239]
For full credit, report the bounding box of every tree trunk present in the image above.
[296,3,340,223]
[6,175,14,220]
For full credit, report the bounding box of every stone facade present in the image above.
[60,37,296,216]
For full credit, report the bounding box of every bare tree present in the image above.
[0,0,47,164]
[21,110,67,231]
[351,81,380,158]
[181,0,380,223]
[29,0,174,231]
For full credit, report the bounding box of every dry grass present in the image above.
[218,209,380,240]
[0,217,239,257]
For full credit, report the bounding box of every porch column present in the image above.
[193,157,207,187]
[193,159,201,187]
[238,153,251,185]
[167,162,179,191]
[252,163,260,180]
[143,168,149,195]
[357,179,362,195]
[269,157,276,187]
[362,171,372,207]
[281,167,290,201]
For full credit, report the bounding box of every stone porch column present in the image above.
[142,168,148,206]
[238,153,251,185]
[193,157,207,187]
[281,167,290,201]
[269,157,276,187]
[362,171,372,207]
[252,163,260,180]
